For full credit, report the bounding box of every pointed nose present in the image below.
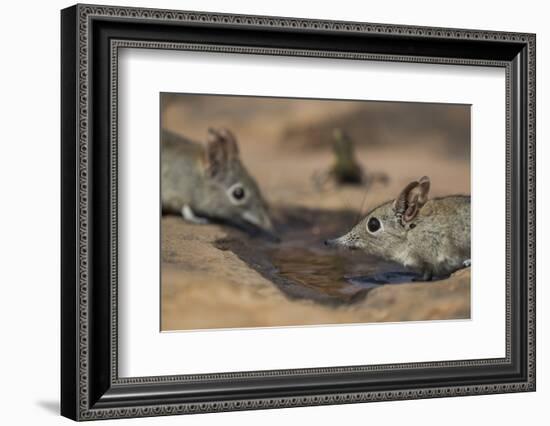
[259,214,280,242]
[325,236,347,248]
[324,238,338,247]
[262,214,275,234]
[242,210,279,242]
[325,233,358,250]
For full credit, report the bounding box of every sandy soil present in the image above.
[160,96,471,331]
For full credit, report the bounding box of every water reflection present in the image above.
[269,246,415,303]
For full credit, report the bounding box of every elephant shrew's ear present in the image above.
[392,176,430,224]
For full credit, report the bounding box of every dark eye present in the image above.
[232,186,245,201]
[367,217,381,233]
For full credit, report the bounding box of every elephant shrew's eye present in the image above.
[367,217,381,233]
[232,186,245,200]
[227,183,248,205]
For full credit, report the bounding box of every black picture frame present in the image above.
[61,4,536,421]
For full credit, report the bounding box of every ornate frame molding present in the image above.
[61,4,535,421]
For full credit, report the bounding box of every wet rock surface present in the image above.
[161,213,470,331]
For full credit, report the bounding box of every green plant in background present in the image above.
[330,128,364,184]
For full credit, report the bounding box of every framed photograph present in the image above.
[61,4,536,421]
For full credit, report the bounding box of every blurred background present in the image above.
[161,94,470,210]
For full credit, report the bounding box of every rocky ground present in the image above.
[161,213,470,331]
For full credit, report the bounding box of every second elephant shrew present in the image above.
[161,128,276,239]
